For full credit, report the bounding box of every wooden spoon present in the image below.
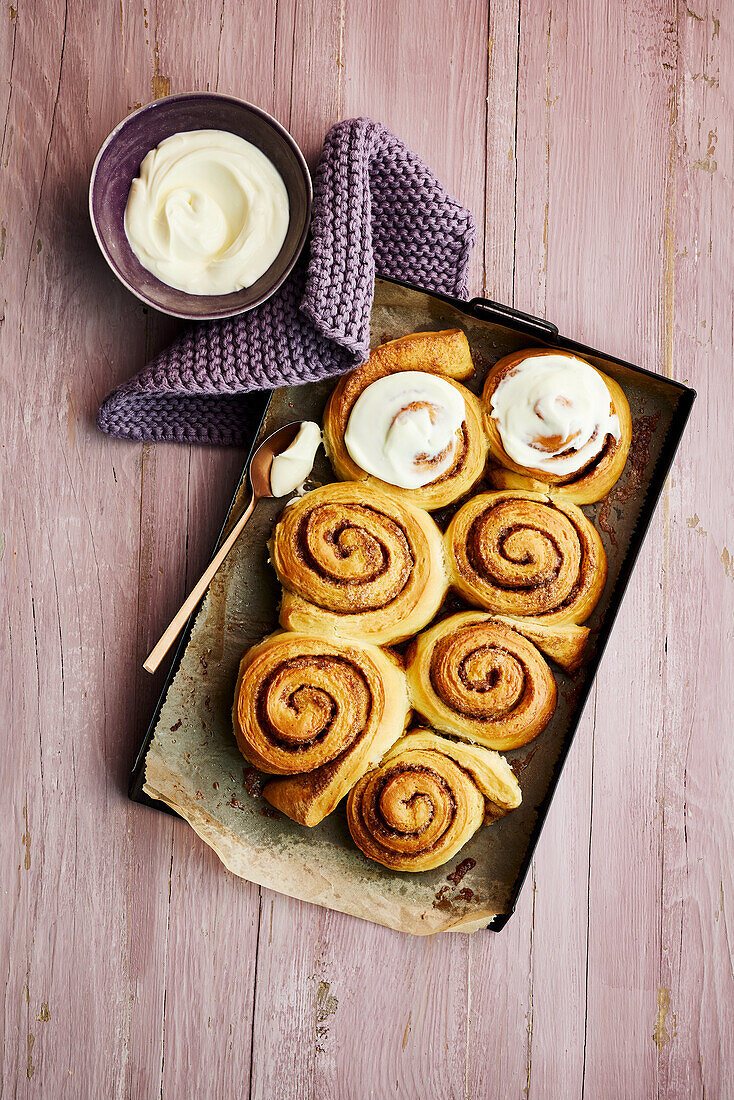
[143,421,303,674]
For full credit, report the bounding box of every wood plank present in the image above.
[0,0,153,1093]
[470,3,598,1093]
[136,3,279,1097]
[659,3,734,1098]
[547,2,680,1097]
[257,903,472,1100]
[115,5,199,1095]
[466,5,542,1099]
[482,0,521,301]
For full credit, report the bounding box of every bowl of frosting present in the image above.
[89,93,312,319]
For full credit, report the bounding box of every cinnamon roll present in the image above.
[232,631,410,826]
[483,349,632,504]
[405,612,557,751]
[323,329,488,511]
[445,490,607,625]
[346,728,522,872]
[270,481,449,646]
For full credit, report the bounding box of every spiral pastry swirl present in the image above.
[270,481,449,646]
[323,329,488,511]
[483,349,632,504]
[347,729,522,872]
[405,612,557,750]
[233,631,410,826]
[446,490,607,625]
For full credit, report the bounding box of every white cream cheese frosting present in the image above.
[124,129,290,296]
[344,371,467,490]
[270,421,322,497]
[490,355,620,475]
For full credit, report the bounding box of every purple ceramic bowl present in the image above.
[89,93,312,320]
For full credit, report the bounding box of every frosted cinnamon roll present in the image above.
[233,631,410,826]
[405,612,557,751]
[323,329,488,511]
[445,490,607,625]
[269,481,449,646]
[483,349,631,504]
[347,728,522,872]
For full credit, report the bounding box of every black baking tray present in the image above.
[129,276,695,932]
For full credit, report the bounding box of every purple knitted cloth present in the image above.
[98,118,476,445]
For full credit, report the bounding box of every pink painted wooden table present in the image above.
[2,0,732,1095]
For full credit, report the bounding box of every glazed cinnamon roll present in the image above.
[445,490,607,625]
[483,349,632,504]
[269,481,449,646]
[347,728,522,872]
[323,329,488,511]
[232,631,410,826]
[405,612,557,751]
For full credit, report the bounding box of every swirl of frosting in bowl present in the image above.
[489,354,620,476]
[124,129,290,295]
[344,371,467,490]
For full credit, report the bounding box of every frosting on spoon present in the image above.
[270,422,322,497]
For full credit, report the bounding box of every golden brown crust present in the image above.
[445,489,607,625]
[323,329,488,511]
[346,728,522,872]
[269,481,449,646]
[405,612,557,751]
[232,630,410,826]
[482,348,632,504]
[490,614,589,674]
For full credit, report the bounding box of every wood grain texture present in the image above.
[1,0,731,1097]
[660,3,734,1097]
[528,4,675,1098]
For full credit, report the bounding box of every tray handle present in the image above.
[467,297,558,342]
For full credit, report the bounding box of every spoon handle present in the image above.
[143,493,258,674]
